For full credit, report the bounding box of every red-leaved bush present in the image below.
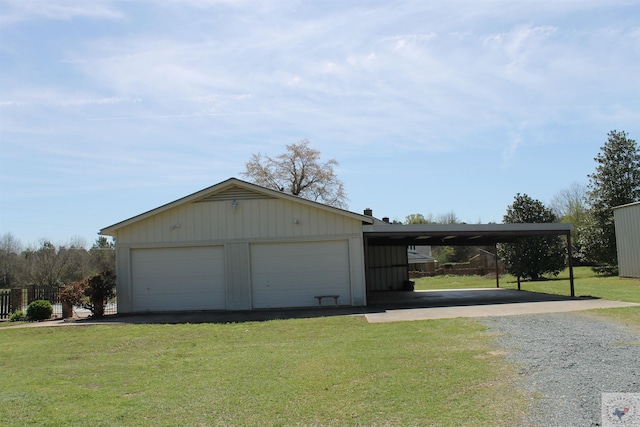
[60,271,116,317]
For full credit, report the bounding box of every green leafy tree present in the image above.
[404,211,472,263]
[89,236,115,274]
[242,139,348,208]
[579,130,640,271]
[498,194,566,280]
[404,213,432,224]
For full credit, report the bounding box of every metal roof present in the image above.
[363,223,573,246]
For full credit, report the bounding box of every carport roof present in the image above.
[363,223,572,246]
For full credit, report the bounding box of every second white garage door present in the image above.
[251,240,351,308]
[131,246,225,312]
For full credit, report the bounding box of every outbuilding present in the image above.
[613,201,640,278]
[100,178,371,313]
[101,178,575,313]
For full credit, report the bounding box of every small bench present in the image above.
[314,295,339,307]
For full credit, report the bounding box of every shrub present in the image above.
[9,309,27,322]
[60,270,116,318]
[60,280,86,307]
[84,271,116,317]
[26,300,53,321]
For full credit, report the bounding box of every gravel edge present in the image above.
[479,312,640,427]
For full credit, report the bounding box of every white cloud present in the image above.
[0,0,123,25]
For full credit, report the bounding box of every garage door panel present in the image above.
[131,246,225,312]
[251,241,351,308]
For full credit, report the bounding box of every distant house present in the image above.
[613,201,640,278]
[469,249,504,274]
[408,246,436,272]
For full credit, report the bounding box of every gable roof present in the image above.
[100,177,372,236]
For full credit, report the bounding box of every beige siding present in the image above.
[111,196,368,313]
[348,237,367,305]
[114,198,362,245]
[614,203,640,278]
[225,242,251,310]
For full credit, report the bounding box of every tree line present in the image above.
[0,235,115,289]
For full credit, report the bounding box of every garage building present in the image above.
[100,178,371,313]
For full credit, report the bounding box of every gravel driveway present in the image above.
[480,313,640,427]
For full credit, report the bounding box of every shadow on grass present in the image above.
[72,288,597,325]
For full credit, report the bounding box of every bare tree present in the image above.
[0,233,24,288]
[550,182,587,219]
[242,139,348,209]
[23,239,89,287]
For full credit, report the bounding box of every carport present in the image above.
[363,223,575,296]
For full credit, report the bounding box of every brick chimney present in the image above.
[364,208,373,216]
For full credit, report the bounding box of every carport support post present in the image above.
[567,232,575,297]
[494,243,500,288]
[516,239,521,291]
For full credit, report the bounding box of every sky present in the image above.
[1,0,639,248]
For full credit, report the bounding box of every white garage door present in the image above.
[251,240,351,308]
[131,246,225,312]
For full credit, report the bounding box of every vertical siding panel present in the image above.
[267,200,277,238]
[293,202,303,237]
[335,215,345,235]
[277,201,287,237]
[187,204,196,241]
[226,242,251,310]
[316,210,326,235]
[615,203,640,278]
[326,211,336,235]
[199,202,207,240]
[203,202,212,240]
[252,200,259,238]
[309,206,319,236]
[215,201,225,240]
[192,203,202,241]
[258,200,266,238]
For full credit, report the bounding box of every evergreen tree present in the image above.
[499,194,566,280]
[580,130,640,271]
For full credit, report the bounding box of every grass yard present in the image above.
[414,267,638,300]
[414,266,640,328]
[0,316,525,426]
[2,268,637,426]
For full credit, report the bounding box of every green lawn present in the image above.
[414,266,640,301]
[414,266,640,328]
[2,267,637,425]
[0,317,525,426]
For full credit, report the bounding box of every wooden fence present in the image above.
[0,289,10,319]
[0,285,117,319]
